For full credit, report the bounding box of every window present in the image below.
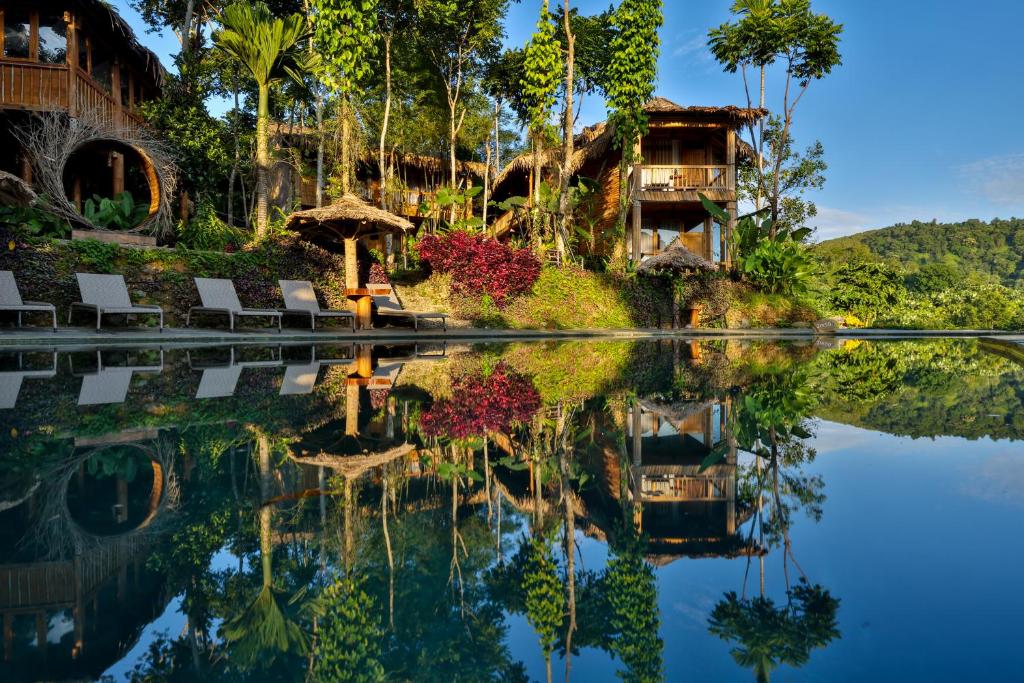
[37,11,67,64]
[2,9,31,59]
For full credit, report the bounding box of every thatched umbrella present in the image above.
[637,244,717,275]
[285,193,413,289]
[0,170,37,208]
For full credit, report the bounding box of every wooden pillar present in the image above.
[631,201,642,262]
[703,216,714,262]
[345,383,360,436]
[111,152,125,196]
[68,17,79,116]
[19,153,33,184]
[344,237,359,290]
[725,129,737,267]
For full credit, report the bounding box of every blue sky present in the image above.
[115,0,1024,239]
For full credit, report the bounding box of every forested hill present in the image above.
[814,217,1024,285]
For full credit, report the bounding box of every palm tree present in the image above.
[213,2,310,238]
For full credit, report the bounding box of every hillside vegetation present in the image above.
[815,217,1024,286]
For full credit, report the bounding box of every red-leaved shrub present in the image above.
[417,232,540,307]
[418,362,541,440]
[368,262,390,285]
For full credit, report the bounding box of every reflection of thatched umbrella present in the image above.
[637,245,717,275]
[0,170,37,207]
[285,194,413,289]
[637,398,715,424]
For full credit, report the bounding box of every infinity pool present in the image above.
[1,338,1021,682]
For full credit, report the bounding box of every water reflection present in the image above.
[0,338,1021,681]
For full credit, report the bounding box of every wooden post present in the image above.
[73,176,82,212]
[704,216,714,262]
[111,152,124,196]
[345,383,360,435]
[67,15,78,117]
[19,153,33,184]
[631,200,642,263]
[344,237,359,290]
[725,129,738,267]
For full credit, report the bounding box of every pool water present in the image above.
[0,337,1021,682]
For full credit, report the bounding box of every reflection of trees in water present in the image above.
[707,368,840,682]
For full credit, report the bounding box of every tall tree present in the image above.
[416,0,508,194]
[605,0,663,235]
[555,0,577,257]
[213,2,311,238]
[521,0,561,211]
[375,0,415,210]
[312,0,380,194]
[709,0,842,232]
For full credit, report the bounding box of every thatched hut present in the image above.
[286,193,412,290]
[489,97,765,267]
[637,244,717,275]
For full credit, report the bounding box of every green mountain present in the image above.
[814,217,1024,285]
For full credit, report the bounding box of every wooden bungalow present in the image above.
[490,97,765,266]
[0,0,165,211]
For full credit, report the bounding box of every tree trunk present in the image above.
[379,33,393,211]
[316,94,325,207]
[556,0,576,260]
[341,95,352,195]
[255,85,270,238]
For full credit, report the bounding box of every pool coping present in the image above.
[0,325,1021,349]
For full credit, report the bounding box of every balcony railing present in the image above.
[0,60,145,133]
[639,165,730,192]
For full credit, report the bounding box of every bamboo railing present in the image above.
[640,164,730,192]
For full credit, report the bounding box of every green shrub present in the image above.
[83,191,149,230]
[176,201,248,250]
[0,202,70,239]
[825,260,905,323]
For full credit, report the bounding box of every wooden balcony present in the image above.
[634,164,734,203]
[0,60,145,133]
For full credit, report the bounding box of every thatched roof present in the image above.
[494,122,613,190]
[644,97,768,126]
[0,170,36,207]
[289,443,415,480]
[74,0,165,87]
[637,398,716,423]
[637,245,717,274]
[357,151,489,180]
[285,193,413,238]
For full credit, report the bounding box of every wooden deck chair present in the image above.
[0,271,57,331]
[0,351,57,409]
[279,280,356,332]
[188,278,282,332]
[371,290,447,331]
[69,273,164,331]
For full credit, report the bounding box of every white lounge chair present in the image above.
[69,273,164,331]
[0,271,57,332]
[279,280,356,332]
[188,278,282,332]
[371,290,447,331]
[0,351,57,409]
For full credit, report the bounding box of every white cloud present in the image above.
[959,153,1024,206]
[809,206,871,241]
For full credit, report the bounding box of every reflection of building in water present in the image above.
[0,428,178,681]
[591,398,759,565]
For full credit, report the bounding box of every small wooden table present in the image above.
[345,288,373,330]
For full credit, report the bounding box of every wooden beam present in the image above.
[631,200,642,263]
